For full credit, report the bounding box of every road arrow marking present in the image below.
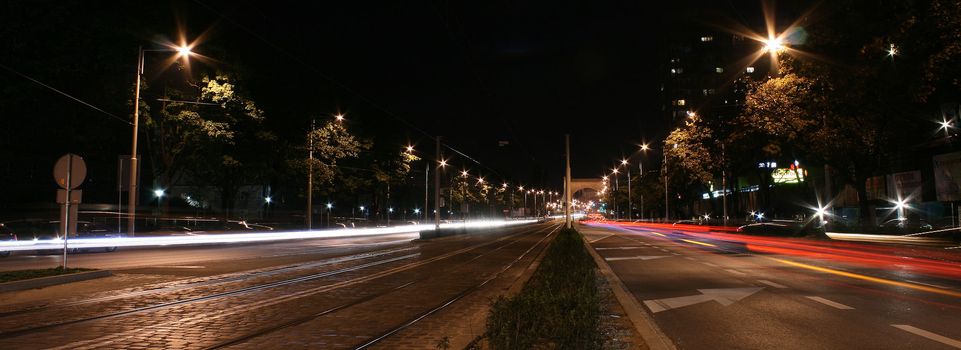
[605,255,670,262]
[643,287,764,313]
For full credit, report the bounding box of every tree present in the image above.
[142,72,266,214]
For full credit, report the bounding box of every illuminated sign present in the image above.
[772,165,806,184]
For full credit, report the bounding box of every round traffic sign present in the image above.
[53,154,87,190]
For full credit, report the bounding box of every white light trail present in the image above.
[0,220,538,252]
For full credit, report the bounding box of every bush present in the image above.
[486,228,601,349]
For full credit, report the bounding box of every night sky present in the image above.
[1,0,774,203]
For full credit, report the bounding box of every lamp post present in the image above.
[622,159,632,220]
[128,45,193,237]
[519,186,527,217]
[612,168,620,220]
[640,144,649,221]
[326,203,332,227]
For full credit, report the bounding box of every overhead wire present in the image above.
[0,62,133,126]
[190,0,514,182]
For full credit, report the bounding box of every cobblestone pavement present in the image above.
[0,222,559,350]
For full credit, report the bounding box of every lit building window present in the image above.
[716,67,724,73]
[670,68,676,74]
[676,99,686,106]
[746,66,755,73]
[701,36,713,42]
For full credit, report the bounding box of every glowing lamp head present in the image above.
[461,170,469,177]
[764,37,785,53]
[621,159,628,165]
[326,203,333,209]
[334,114,345,121]
[641,144,650,151]
[940,120,952,130]
[406,145,414,153]
[153,189,165,198]
[176,45,192,57]
[265,196,272,204]
[439,160,448,167]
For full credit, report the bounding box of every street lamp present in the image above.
[127,44,194,237]
[326,202,332,227]
[153,189,164,223]
[612,168,620,220]
[621,159,632,220]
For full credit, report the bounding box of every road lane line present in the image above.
[725,269,746,276]
[757,280,787,289]
[589,234,615,243]
[684,257,696,261]
[605,256,670,262]
[680,239,716,247]
[805,296,854,310]
[596,246,643,250]
[647,231,666,237]
[701,262,719,268]
[768,257,961,298]
[892,325,961,349]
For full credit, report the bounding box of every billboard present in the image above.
[886,171,922,202]
[933,152,961,201]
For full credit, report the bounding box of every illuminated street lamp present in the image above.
[612,168,620,220]
[621,159,632,220]
[326,202,332,227]
[764,36,785,53]
[128,44,194,237]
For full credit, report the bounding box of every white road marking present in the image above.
[596,246,644,250]
[589,234,615,243]
[671,252,681,256]
[701,262,719,268]
[757,280,788,289]
[643,287,764,313]
[725,269,746,276]
[605,256,670,262]
[684,257,696,261]
[805,296,854,310]
[892,325,961,349]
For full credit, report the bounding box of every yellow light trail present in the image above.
[681,239,716,247]
[768,257,961,298]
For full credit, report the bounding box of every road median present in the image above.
[0,268,111,293]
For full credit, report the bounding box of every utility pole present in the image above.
[307,119,314,230]
[424,163,429,222]
[434,136,441,230]
[565,134,572,229]
[664,152,669,222]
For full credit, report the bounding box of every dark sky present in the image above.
[195,1,671,186]
[1,0,773,201]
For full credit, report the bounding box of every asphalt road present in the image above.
[581,222,961,350]
[0,222,558,349]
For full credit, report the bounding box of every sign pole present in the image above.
[62,154,72,270]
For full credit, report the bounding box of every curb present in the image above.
[0,270,112,293]
[578,224,677,350]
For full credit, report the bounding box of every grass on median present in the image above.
[0,266,95,284]
[485,227,602,349]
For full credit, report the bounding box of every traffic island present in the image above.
[477,227,642,349]
[0,267,111,293]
